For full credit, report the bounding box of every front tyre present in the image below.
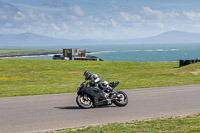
[113,91,128,107]
[76,94,93,109]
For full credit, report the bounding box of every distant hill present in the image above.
[1,31,200,46]
[126,31,200,44]
[0,32,74,46]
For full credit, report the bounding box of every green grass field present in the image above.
[0,49,61,57]
[0,59,200,97]
[47,113,200,133]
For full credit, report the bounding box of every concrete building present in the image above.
[63,48,86,60]
[61,48,102,61]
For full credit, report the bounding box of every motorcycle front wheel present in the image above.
[76,94,93,109]
[113,91,128,107]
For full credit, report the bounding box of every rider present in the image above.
[83,70,112,98]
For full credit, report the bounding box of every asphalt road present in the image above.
[0,85,200,133]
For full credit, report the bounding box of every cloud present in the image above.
[154,22,164,29]
[140,7,164,20]
[51,23,60,31]
[119,11,141,22]
[42,0,68,8]
[69,5,85,16]
[1,0,200,40]
[14,11,25,21]
[166,9,179,18]
[183,11,200,21]
[0,1,20,21]
[110,19,117,27]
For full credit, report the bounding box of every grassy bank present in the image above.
[0,49,61,57]
[0,59,200,97]
[47,113,200,133]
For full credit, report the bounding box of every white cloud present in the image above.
[169,27,177,30]
[62,23,69,31]
[110,19,117,27]
[166,9,179,18]
[2,1,200,40]
[67,15,78,21]
[0,1,19,21]
[51,23,60,31]
[119,11,141,22]
[14,11,25,21]
[154,22,164,29]
[42,0,68,8]
[183,11,200,21]
[141,7,163,20]
[69,5,85,16]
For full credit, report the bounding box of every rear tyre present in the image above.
[113,91,128,107]
[76,94,93,109]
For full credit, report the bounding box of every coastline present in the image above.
[0,50,96,58]
[0,51,62,58]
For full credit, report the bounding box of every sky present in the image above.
[1,0,200,40]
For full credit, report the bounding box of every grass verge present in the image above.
[0,59,200,97]
[43,113,200,133]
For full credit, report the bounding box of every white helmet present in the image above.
[100,81,108,89]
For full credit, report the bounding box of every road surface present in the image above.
[0,85,200,133]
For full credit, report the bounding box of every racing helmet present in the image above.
[84,70,92,80]
[100,81,109,89]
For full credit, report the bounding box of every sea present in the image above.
[1,43,200,62]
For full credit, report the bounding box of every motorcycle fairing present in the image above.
[109,81,119,89]
[77,86,107,105]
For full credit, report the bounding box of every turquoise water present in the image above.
[1,44,200,62]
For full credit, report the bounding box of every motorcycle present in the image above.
[76,80,128,109]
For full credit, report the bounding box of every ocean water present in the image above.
[1,44,200,62]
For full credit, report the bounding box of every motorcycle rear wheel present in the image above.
[113,91,128,107]
[76,94,93,109]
